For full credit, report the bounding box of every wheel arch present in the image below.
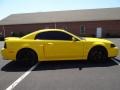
[16,48,38,60]
[87,45,108,59]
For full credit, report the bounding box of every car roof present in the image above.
[35,29,65,32]
[31,29,67,35]
[21,29,67,39]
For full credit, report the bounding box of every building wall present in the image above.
[0,20,120,37]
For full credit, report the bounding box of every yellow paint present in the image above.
[1,29,119,61]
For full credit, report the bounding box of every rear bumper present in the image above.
[1,48,16,61]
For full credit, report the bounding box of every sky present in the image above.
[0,0,120,20]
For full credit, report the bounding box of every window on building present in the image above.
[35,31,72,40]
[80,25,85,34]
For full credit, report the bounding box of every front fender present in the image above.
[83,42,107,59]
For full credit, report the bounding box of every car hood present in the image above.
[84,37,112,43]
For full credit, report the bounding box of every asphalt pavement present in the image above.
[0,38,120,90]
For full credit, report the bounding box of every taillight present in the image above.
[4,42,7,48]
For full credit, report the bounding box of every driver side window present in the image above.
[35,31,73,40]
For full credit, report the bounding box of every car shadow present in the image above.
[1,61,34,72]
[1,59,118,72]
[34,59,117,71]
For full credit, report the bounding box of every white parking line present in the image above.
[112,59,120,65]
[115,58,120,62]
[6,63,39,90]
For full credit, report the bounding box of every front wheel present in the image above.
[88,47,108,63]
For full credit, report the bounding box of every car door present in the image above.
[35,31,84,60]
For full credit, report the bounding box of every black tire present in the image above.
[16,49,38,65]
[88,47,108,63]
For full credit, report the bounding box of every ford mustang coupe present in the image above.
[1,29,119,63]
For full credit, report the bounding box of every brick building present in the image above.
[0,7,120,38]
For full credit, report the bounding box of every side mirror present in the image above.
[72,37,78,41]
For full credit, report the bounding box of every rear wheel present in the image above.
[16,49,38,65]
[88,47,108,63]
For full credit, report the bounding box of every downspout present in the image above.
[54,22,56,29]
[2,25,6,38]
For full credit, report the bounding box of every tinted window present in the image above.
[35,31,72,40]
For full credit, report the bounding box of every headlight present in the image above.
[110,44,116,48]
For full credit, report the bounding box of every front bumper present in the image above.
[108,47,119,58]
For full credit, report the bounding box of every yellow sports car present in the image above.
[1,29,119,63]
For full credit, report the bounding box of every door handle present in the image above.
[47,43,53,45]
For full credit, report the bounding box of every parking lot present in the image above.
[0,38,120,90]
